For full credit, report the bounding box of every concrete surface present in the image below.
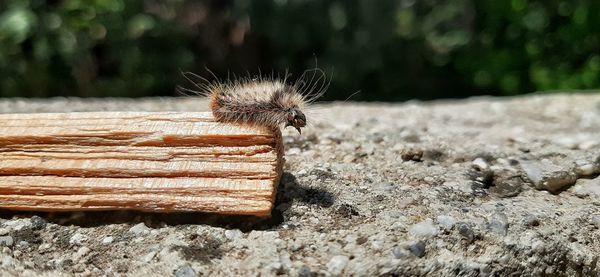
[0,94,599,276]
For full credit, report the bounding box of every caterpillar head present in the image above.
[285,107,306,134]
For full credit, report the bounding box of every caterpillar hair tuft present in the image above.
[179,69,329,134]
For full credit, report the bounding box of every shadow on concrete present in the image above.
[274,172,335,212]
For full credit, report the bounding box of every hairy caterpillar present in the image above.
[179,69,329,134]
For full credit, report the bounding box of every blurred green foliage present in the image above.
[0,0,599,100]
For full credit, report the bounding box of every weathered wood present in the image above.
[0,112,283,216]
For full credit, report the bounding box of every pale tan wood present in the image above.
[0,112,283,216]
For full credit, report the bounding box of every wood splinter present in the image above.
[0,112,284,216]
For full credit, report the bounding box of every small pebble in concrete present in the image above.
[72,246,90,263]
[574,160,599,177]
[224,229,243,241]
[401,148,423,162]
[490,171,524,198]
[521,161,577,193]
[471,181,489,197]
[487,213,509,236]
[467,169,493,186]
[472,158,489,170]
[102,236,114,245]
[408,219,438,238]
[375,182,395,193]
[392,247,410,259]
[69,233,87,246]
[336,203,359,218]
[298,266,312,277]
[408,241,426,258]
[523,214,541,228]
[174,264,198,277]
[128,223,151,236]
[458,224,475,243]
[30,216,47,230]
[141,251,157,263]
[0,236,14,247]
[327,255,349,276]
[436,215,456,230]
[18,241,29,248]
[571,177,600,199]
[2,256,14,267]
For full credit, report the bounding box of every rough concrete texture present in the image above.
[0,94,600,276]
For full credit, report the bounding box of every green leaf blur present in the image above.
[0,0,598,100]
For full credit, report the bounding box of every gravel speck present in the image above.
[336,203,359,218]
[224,229,243,241]
[591,215,600,227]
[375,182,396,193]
[128,223,151,236]
[571,177,600,199]
[521,161,577,193]
[1,256,14,267]
[30,216,47,230]
[409,241,426,258]
[409,219,438,238]
[69,233,87,246]
[298,266,312,277]
[327,255,349,276]
[458,224,475,243]
[436,215,456,230]
[490,170,525,198]
[523,214,541,227]
[3,219,29,232]
[174,264,198,277]
[38,243,52,251]
[141,251,157,263]
[72,246,90,263]
[472,158,489,170]
[101,236,114,245]
[541,171,578,193]
[574,160,599,177]
[487,213,509,236]
[401,148,423,162]
[0,236,14,247]
[467,168,493,186]
[287,147,301,155]
[521,161,543,184]
[392,247,410,259]
[18,241,29,248]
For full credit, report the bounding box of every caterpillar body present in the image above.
[181,70,328,134]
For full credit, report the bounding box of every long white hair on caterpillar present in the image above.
[177,68,330,134]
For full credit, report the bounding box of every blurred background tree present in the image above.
[0,0,599,100]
